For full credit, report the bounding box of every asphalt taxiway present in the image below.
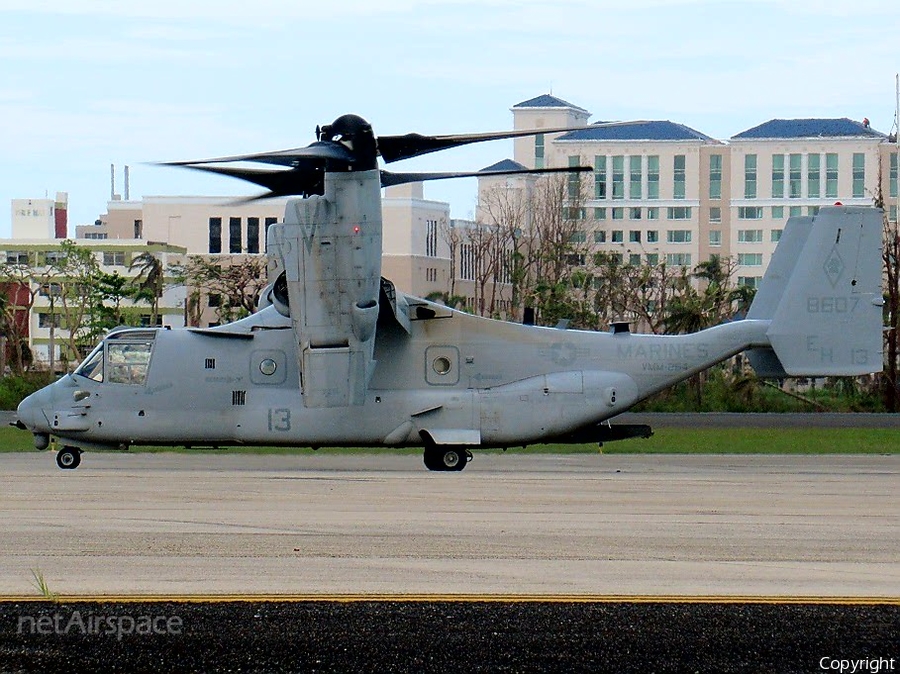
[0,452,897,597]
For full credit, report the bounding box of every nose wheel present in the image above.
[56,447,82,470]
[423,446,472,471]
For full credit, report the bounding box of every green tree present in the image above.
[129,252,165,327]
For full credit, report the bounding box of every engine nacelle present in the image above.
[270,272,290,317]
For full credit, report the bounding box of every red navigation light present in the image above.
[353,225,361,234]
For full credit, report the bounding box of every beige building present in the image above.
[478,95,899,295]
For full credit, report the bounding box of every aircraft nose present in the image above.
[16,388,50,432]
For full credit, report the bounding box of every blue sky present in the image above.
[1,0,898,235]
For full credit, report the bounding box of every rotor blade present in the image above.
[377,121,658,164]
[174,164,324,197]
[162,141,354,168]
[381,165,593,188]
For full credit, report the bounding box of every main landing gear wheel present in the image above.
[56,447,81,470]
[423,446,470,472]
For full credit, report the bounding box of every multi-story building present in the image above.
[11,193,67,239]
[0,239,186,367]
[478,95,899,297]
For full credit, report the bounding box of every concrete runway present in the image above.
[0,451,897,597]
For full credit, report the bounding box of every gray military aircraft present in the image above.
[15,114,885,470]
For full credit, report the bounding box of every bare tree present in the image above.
[876,163,899,411]
[175,256,268,324]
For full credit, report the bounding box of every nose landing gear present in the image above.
[56,447,82,470]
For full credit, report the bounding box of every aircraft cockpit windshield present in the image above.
[74,330,157,386]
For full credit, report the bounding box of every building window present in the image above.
[891,205,898,223]
[673,155,686,199]
[425,219,438,257]
[808,154,821,198]
[744,154,757,199]
[790,205,803,217]
[247,217,260,254]
[667,206,691,220]
[594,230,607,243]
[709,230,722,246]
[208,293,221,307]
[709,207,721,222]
[568,156,581,199]
[612,207,624,220]
[5,251,28,264]
[771,229,783,243]
[594,207,607,220]
[738,253,763,266]
[645,253,659,265]
[738,276,762,288]
[667,230,692,244]
[534,134,544,169]
[666,253,692,266]
[807,206,820,216]
[772,154,784,198]
[738,207,763,220]
[133,219,143,239]
[709,154,722,200]
[628,253,642,266]
[772,206,784,219]
[789,153,802,198]
[103,251,126,266]
[229,217,241,254]
[594,156,606,199]
[39,283,62,297]
[890,152,898,198]
[629,230,641,243]
[459,243,474,281]
[646,207,659,220]
[630,207,642,220]
[209,217,222,254]
[852,153,865,198]
[646,230,659,243]
[39,313,64,329]
[647,155,659,199]
[569,230,587,243]
[264,217,278,243]
[629,156,642,200]
[826,153,838,198]
[611,230,624,243]
[738,229,763,243]
[611,156,624,199]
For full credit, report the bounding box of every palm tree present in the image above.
[129,253,164,326]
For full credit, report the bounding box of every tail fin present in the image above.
[747,206,883,377]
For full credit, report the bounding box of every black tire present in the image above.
[56,447,81,470]
[441,448,466,471]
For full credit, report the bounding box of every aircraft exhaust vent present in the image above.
[205,358,216,369]
[232,390,246,406]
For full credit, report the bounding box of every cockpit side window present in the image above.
[106,341,154,385]
[75,345,104,382]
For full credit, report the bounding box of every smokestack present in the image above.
[110,164,115,200]
[124,165,130,201]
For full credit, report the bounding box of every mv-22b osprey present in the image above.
[16,114,885,470]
